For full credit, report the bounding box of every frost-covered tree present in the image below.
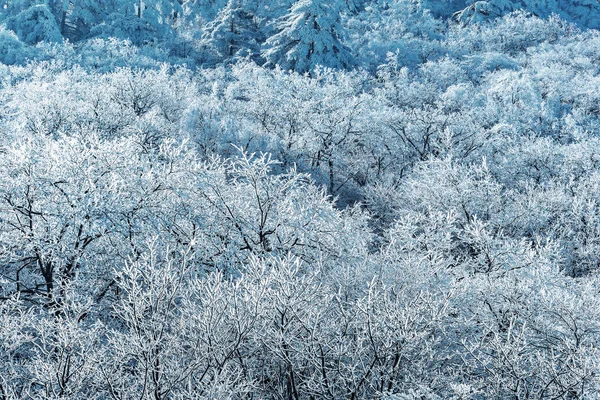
[181,0,229,23]
[53,0,106,40]
[453,0,516,24]
[4,2,63,44]
[346,0,443,70]
[453,0,600,28]
[262,0,353,73]
[0,27,34,64]
[91,0,182,44]
[199,0,263,65]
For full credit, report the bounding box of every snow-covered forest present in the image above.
[1,0,600,398]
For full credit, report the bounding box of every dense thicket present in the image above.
[1,0,600,398]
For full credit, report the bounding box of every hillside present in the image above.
[1,1,600,398]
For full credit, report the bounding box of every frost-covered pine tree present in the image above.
[262,0,353,73]
[93,0,180,44]
[48,0,105,40]
[143,0,184,26]
[181,0,229,24]
[200,0,263,65]
[4,2,63,44]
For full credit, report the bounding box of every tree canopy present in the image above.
[1,0,600,398]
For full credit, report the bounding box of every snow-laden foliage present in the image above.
[4,3,63,44]
[0,27,34,65]
[453,0,600,28]
[199,0,264,66]
[262,0,353,73]
[1,0,600,399]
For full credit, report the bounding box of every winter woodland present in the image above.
[1,0,600,398]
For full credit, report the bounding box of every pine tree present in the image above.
[181,0,229,24]
[51,0,105,41]
[5,2,63,44]
[262,0,353,73]
[93,0,181,45]
[200,0,263,64]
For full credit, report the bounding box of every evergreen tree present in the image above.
[262,0,353,73]
[49,0,105,41]
[93,0,181,45]
[181,0,229,24]
[5,2,63,44]
[200,0,264,65]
